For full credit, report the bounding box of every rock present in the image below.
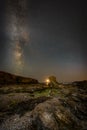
[0,77,87,130]
[48,76,59,87]
[0,94,87,130]
[30,98,81,130]
[0,71,38,85]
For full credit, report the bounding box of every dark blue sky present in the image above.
[0,0,87,82]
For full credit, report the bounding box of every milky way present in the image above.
[6,0,29,74]
[0,0,87,82]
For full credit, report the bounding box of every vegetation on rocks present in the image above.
[0,72,87,130]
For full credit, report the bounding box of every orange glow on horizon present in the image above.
[45,79,50,85]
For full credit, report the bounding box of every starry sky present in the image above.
[0,0,87,82]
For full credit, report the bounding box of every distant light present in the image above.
[45,79,50,85]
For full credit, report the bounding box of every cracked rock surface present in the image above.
[0,81,87,130]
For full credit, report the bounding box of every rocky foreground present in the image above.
[0,72,87,130]
[0,83,87,130]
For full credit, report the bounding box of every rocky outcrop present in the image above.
[0,96,87,130]
[0,71,38,84]
[0,82,87,130]
[72,80,87,89]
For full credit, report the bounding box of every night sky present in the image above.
[0,0,87,82]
